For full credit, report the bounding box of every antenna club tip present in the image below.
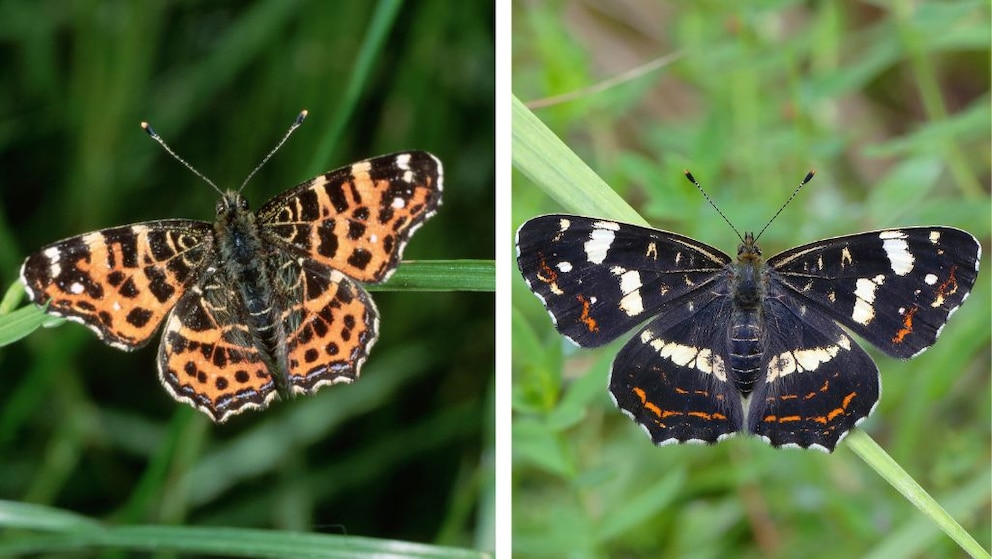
[296,110,308,124]
[140,122,155,135]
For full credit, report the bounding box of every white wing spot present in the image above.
[880,230,914,275]
[44,247,62,277]
[396,153,411,170]
[556,261,572,273]
[69,282,84,294]
[615,268,643,316]
[617,269,641,294]
[391,197,406,209]
[82,231,105,249]
[924,273,937,285]
[584,223,617,264]
[851,275,885,325]
[767,338,847,381]
[553,218,571,242]
[44,246,61,263]
[840,247,853,267]
[351,160,372,181]
[592,220,620,231]
[644,333,728,381]
[619,293,643,316]
[929,230,941,244]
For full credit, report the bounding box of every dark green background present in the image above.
[513,2,989,558]
[2,0,493,551]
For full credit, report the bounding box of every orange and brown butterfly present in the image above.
[20,111,442,422]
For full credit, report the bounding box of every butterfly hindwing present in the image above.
[747,295,881,451]
[276,258,379,393]
[516,215,731,347]
[158,265,278,423]
[769,227,981,358]
[609,290,744,445]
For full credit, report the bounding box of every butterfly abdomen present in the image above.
[727,235,767,395]
[215,193,291,397]
[728,311,762,395]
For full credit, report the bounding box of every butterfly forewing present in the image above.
[258,151,443,284]
[21,220,213,349]
[516,215,731,347]
[768,227,981,358]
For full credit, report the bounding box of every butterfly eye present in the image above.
[215,199,226,215]
[239,196,249,211]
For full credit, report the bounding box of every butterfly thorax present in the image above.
[728,232,766,395]
[214,191,291,397]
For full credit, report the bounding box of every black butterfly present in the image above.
[516,173,980,452]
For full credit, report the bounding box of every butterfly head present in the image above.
[737,232,763,264]
[216,191,251,220]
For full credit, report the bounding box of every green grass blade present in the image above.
[0,500,100,532]
[0,301,60,348]
[0,280,23,314]
[0,501,490,558]
[511,95,647,225]
[845,429,990,559]
[371,260,495,292]
[865,468,992,559]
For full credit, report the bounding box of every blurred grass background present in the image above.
[512,2,989,558]
[0,0,494,554]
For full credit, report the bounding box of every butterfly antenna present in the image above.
[142,121,224,197]
[754,170,815,241]
[683,170,744,243]
[237,109,308,193]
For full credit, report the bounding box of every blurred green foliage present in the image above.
[1,0,494,555]
[512,2,989,558]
